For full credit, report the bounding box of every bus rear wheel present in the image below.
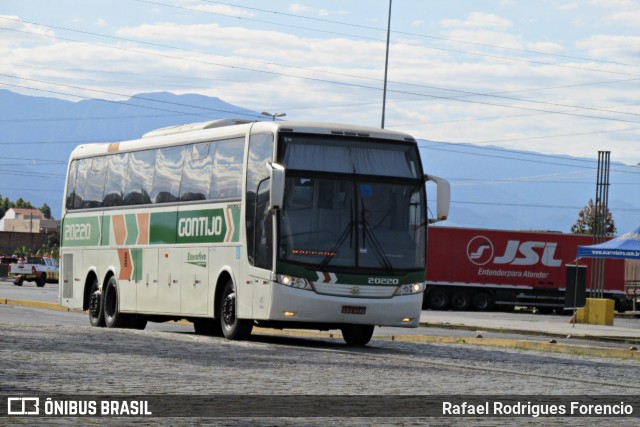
[341,324,374,346]
[219,280,253,340]
[88,278,105,327]
[104,277,127,328]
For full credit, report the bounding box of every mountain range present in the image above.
[1,89,638,234]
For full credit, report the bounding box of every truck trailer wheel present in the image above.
[426,289,449,310]
[471,292,494,311]
[450,291,470,311]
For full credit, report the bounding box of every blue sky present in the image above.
[2,0,640,165]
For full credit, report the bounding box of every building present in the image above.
[0,208,59,233]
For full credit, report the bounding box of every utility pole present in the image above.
[381,0,392,129]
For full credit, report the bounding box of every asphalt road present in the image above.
[3,282,640,425]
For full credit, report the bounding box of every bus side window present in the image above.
[211,138,244,200]
[152,146,186,204]
[82,156,108,208]
[103,153,129,207]
[123,150,155,206]
[180,142,212,201]
[65,160,78,210]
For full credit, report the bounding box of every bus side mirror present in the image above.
[425,174,450,223]
[267,162,285,211]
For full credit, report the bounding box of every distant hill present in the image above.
[1,89,638,234]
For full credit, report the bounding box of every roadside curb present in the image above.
[419,321,640,345]
[2,298,638,360]
[1,298,79,312]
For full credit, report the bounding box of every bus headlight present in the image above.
[276,274,313,291]
[394,282,426,296]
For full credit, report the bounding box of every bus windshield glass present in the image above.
[278,135,425,273]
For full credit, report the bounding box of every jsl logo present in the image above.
[467,236,562,267]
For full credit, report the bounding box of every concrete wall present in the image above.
[0,231,50,256]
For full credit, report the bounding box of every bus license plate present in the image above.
[341,306,366,315]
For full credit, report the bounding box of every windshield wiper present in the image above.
[319,203,354,270]
[360,199,394,275]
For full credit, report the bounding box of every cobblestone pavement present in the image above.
[2,317,640,426]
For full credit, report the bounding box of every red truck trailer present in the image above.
[424,226,629,312]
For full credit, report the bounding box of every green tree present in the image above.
[571,198,616,236]
[40,203,53,220]
[13,246,31,258]
[14,198,33,209]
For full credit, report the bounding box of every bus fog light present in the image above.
[402,317,413,323]
[276,274,313,291]
[284,311,296,317]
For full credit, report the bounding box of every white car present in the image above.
[10,256,59,287]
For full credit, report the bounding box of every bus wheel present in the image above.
[36,273,46,287]
[341,325,375,346]
[104,277,126,328]
[219,280,253,340]
[194,318,223,336]
[450,291,470,311]
[88,278,105,327]
[427,289,449,310]
[471,292,494,311]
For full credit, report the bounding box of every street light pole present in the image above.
[261,111,286,121]
[381,0,392,129]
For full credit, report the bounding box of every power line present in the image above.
[133,0,640,77]
[3,19,640,124]
[188,0,640,69]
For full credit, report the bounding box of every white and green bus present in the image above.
[59,119,449,345]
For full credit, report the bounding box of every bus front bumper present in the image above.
[268,284,423,327]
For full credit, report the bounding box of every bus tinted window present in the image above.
[82,156,108,208]
[180,142,212,201]
[210,138,243,200]
[152,146,186,204]
[65,160,78,209]
[67,137,246,210]
[73,159,92,209]
[103,153,129,207]
[124,150,155,205]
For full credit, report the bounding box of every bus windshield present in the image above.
[278,135,426,273]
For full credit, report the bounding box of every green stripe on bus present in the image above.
[131,248,143,281]
[101,215,110,246]
[125,214,139,246]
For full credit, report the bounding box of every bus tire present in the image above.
[426,289,449,310]
[88,278,105,327]
[471,292,494,311]
[450,291,470,311]
[219,279,253,340]
[36,273,46,287]
[341,324,375,346]
[194,318,223,336]
[104,276,127,328]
